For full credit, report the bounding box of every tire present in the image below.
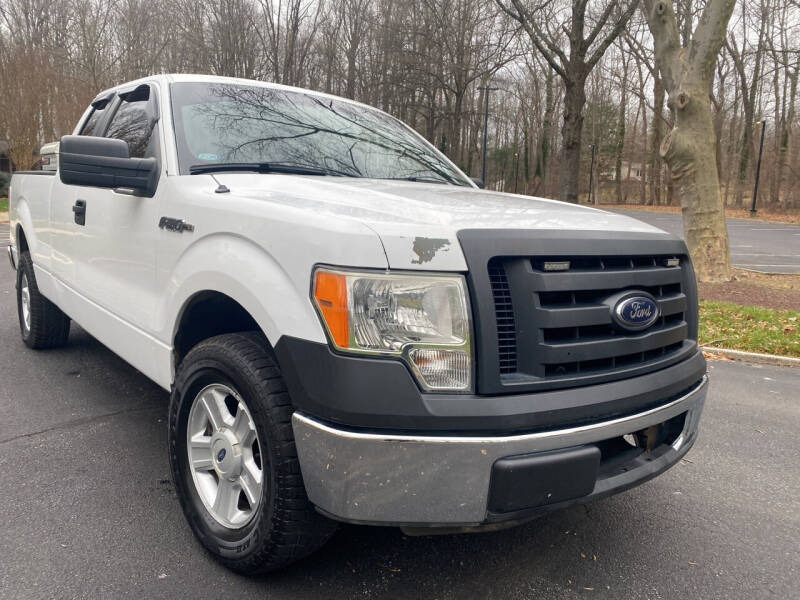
[16,251,71,349]
[169,331,336,574]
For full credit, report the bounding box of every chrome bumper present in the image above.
[292,376,708,526]
[7,244,16,270]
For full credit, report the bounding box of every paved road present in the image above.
[611,209,800,274]
[1,245,799,598]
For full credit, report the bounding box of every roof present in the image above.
[92,73,374,115]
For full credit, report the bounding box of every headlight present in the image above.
[312,267,472,392]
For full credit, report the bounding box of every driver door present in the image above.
[70,83,162,333]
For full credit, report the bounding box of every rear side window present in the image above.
[79,98,111,136]
[105,85,156,159]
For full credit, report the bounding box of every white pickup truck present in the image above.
[7,74,707,574]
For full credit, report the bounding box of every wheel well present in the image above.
[17,226,29,254]
[174,292,260,365]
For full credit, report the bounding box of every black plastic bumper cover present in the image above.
[274,335,707,433]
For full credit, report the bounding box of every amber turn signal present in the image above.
[313,270,348,348]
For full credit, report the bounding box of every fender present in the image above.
[9,174,55,273]
[10,195,36,256]
[160,233,330,378]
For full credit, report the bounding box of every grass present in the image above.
[0,197,7,213]
[699,301,800,357]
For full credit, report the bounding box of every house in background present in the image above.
[601,161,646,183]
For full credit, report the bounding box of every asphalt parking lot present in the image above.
[611,209,800,274]
[1,224,798,598]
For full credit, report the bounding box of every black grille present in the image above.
[487,253,694,387]
[489,260,517,373]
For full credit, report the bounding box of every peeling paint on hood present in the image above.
[411,237,451,264]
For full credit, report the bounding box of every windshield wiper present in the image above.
[379,176,457,185]
[189,162,354,177]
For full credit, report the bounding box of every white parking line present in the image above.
[731,253,799,257]
[737,264,800,268]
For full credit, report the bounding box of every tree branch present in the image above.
[642,0,682,91]
[496,0,568,79]
[689,0,736,81]
[586,0,639,70]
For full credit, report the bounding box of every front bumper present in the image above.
[292,375,707,527]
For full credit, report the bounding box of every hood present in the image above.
[213,173,673,270]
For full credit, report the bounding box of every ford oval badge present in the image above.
[217,448,227,463]
[613,293,660,331]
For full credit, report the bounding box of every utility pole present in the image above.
[750,120,766,216]
[513,151,520,193]
[587,143,596,204]
[478,86,499,186]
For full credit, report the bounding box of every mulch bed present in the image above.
[698,281,800,311]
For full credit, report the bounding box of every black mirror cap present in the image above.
[59,135,158,197]
[470,177,485,189]
[59,135,130,158]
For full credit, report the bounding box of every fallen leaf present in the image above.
[581,553,586,559]
[688,562,697,566]
[584,587,595,591]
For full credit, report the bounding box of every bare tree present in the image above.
[643,0,735,282]
[496,0,639,202]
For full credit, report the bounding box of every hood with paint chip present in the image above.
[212,174,674,270]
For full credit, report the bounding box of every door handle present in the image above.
[73,200,86,225]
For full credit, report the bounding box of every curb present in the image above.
[701,346,800,368]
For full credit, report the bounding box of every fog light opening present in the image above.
[408,348,470,391]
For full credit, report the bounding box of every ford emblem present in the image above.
[612,293,660,331]
[217,448,227,462]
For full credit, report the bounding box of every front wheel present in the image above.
[168,332,336,574]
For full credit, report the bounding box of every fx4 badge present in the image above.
[158,217,195,233]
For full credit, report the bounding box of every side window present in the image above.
[105,86,156,159]
[79,98,110,136]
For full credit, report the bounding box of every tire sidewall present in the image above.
[170,354,277,561]
[16,253,34,346]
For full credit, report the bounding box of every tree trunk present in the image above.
[662,87,730,281]
[537,66,555,192]
[644,0,734,282]
[775,69,797,208]
[650,73,665,205]
[559,77,586,203]
[723,79,740,205]
[614,59,628,204]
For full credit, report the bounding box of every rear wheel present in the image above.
[169,332,336,574]
[16,251,70,349]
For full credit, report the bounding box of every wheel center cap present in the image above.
[211,429,242,479]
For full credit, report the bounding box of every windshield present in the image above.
[169,82,471,185]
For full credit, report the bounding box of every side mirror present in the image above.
[59,135,158,197]
[470,177,485,189]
